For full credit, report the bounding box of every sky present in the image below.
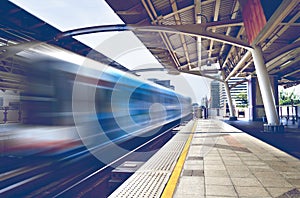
[10,0,211,103]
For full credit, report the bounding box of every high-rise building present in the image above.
[210,80,220,108]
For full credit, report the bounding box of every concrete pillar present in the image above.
[251,45,280,127]
[247,77,256,121]
[222,71,236,120]
[248,77,265,121]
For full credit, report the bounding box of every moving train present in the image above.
[3,54,192,157]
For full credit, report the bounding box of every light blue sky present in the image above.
[11,0,124,31]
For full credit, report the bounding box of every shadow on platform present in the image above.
[224,119,300,159]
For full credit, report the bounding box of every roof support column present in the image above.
[195,0,202,69]
[251,45,282,131]
[222,71,236,120]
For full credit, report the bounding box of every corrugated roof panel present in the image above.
[201,1,215,23]
[161,15,177,25]
[169,34,183,49]
[228,26,240,37]
[152,0,172,16]
[215,27,226,34]
[184,35,196,45]
[179,9,194,24]
[176,0,194,9]
[187,42,196,52]
[189,51,198,60]
[219,0,237,20]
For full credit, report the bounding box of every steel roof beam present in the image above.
[283,69,300,78]
[181,70,223,82]
[262,10,300,51]
[0,81,25,90]
[225,50,251,81]
[219,0,240,58]
[134,24,251,50]
[141,0,181,70]
[269,56,300,75]
[208,0,221,59]
[0,70,25,81]
[57,23,251,49]
[153,5,195,24]
[169,0,191,70]
[265,40,300,63]
[195,0,202,70]
[221,27,244,69]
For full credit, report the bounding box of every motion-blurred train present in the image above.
[2,54,192,157]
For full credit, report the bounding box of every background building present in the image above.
[210,80,220,108]
[220,77,248,108]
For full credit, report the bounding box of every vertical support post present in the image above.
[222,71,236,120]
[248,77,256,121]
[195,0,202,71]
[251,45,281,129]
[3,107,8,123]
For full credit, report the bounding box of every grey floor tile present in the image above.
[175,176,204,196]
[174,194,205,198]
[243,160,267,166]
[257,177,293,188]
[231,177,262,187]
[228,170,254,178]
[204,164,226,170]
[184,163,203,170]
[205,185,237,197]
[253,171,283,179]
[247,165,273,172]
[225,165,249,171]
[235,186,270,197]
[287,179,300,188]
[266,187,294,197]
[204,160,224,165]
[205,169,229,177]
[205,176,232,185]
[223,160,244,166]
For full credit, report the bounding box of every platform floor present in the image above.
[225,119,300,159]
[110,119,300,198]
[173,119,300,198]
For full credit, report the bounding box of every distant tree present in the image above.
[236,92,248,107]
[279,90,300,105]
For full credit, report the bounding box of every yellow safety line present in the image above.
[161,120,197,198]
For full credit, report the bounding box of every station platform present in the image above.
[225,119,300,159]
[109,119,300,198]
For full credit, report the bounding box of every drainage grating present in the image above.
[108,120,196,198]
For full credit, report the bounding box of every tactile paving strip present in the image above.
[108,121,195,198]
